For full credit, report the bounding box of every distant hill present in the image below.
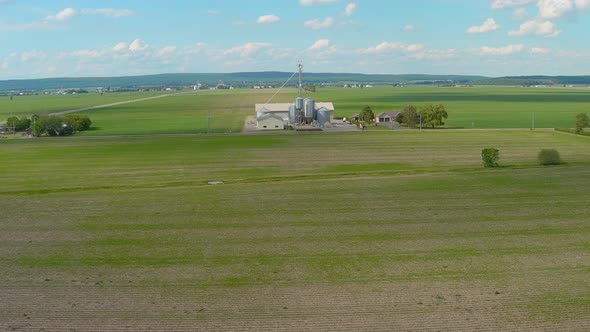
[0,72,487,91]
[1,72,590,92]
[476,76,590,86]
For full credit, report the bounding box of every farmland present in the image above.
[1,130,590,330]
[3,86,590,135]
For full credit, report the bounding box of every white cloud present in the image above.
[20,50,47,62]
[81,8,135,18]
[537,0,574,18]
[71,49,104,58]
[466,18,500,33]
[207,9,220,15]
[508,19,561,37]
[308,39,331,50]
[1,61,8,70]
[129,38,149,51]
[403,25,416,31]
[480,44,525,55]
[45,8,76,21]
[113,42,128,52]
[576,0,590,9]
[157,46,177,57]
[530,47,550,53]
[223,42,272,57]
[491,0,535,9]
[513,8,529,19]
[344,3,356,16]
[299,0,339,6]
[257,14,280,24]
[360,42,424,54]
[304,17,334,29]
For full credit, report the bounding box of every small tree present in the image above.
[538,149,561,165]
[575,112,589,134]
[401,105,418,129]
[419,104,448,128]
[64,114,92,132]
[481,148,500,168]
[359,105,375,124]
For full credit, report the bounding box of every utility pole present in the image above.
[207,111,211,134]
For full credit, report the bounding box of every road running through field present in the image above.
[49,91,193,116]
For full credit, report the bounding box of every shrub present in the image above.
[481,148,500,168]
[538,149,561,166]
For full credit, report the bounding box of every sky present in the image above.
[1,0,590,79]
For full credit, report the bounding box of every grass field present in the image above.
[3,86,590,135]
[0,91,166,119]
[1,130,590,330]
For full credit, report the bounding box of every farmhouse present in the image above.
[376,111,401,123]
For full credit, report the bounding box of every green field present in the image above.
[2,130,590,330]
[3,86,590,135]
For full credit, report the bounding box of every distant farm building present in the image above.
[255,100,335,130]
[256,113,285,130]
[376,111,401,123]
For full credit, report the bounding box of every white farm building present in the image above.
[255,100,335,130]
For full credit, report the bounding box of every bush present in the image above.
[538,149,561,165]
[64,114,92,132]
[481,148,500,168]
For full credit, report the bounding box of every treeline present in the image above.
[4,114,92,136]
[396,104,448,129]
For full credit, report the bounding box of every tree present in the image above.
[359,105,375,124]
[64,114,92,132]
[419,104,448,128]
[401,105,418,129]
[33,116,67,137]
[6,116,31,131]
[481,148,500,168]
[575,112,589,133]
[538,149,561,165]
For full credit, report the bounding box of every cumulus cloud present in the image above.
[508,19,561,37]
[45,8,76,21]
[113,42,128,52]
[308,39,331,50]
[537,0,574,18]
[299,0,339,6]
[304,17,334,29]
[480,44,525,55]
[81,8,135,18]
[344,3,356,16]
[530,47,550,53]
[129,38,149,51]
[491,0,535,9]
[360,42,424,54]
[71,49,104,58]
[576,0,590,9]
[466,18,500,33]
[403,25,416,31]
[157,46,177,57]
[513,8,529,19]
[257,14,280,24]
[223,42,272,57]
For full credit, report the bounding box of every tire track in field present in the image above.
[49,91,195,116]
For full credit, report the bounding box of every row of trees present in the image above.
[397,104,448,129]
[4,114,92,136]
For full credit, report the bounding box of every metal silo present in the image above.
[316,108,332,125]
[304,97,315,120]
[289,103,296,123]
[295,97,304,111]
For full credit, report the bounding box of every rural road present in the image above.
[50,91,189,116]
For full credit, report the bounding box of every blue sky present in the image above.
[1,0,590,79]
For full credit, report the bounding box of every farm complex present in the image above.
[2,82,590,331]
